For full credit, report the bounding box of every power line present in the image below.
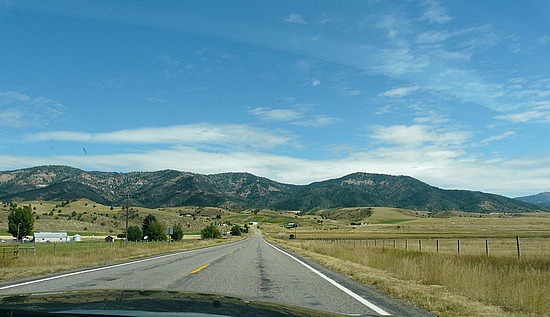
[118,188,133,247]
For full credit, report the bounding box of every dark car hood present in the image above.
[0,289,364,317]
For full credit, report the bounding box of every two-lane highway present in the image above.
[0,232,431,316]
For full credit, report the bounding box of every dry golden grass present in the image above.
[263,210,550,316]
[270,238,549,317]
[0,238,236,283]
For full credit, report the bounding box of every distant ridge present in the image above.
[515,192,550,207]
[0,166,546,213]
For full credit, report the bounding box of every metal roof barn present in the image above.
[34,232,70,243]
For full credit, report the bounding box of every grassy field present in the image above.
[2,200,549,316]
[0,238,243,283]
[265,208,550,316]
[0,199,274,238]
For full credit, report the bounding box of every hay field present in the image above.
[265,207,550,316]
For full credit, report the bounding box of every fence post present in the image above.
[516,236,521,260]
[374,239,377,247]
[393,239,396,249]
[419,240,422,252]
[405,239,408,251]
[436,240,439,254]
[485,239,489,257]
[366,238,369,247]
[457,239,460,255]
[53,243,57,256]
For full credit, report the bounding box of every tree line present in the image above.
[5,203,248,242]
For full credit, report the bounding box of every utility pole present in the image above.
[119,189,132,247]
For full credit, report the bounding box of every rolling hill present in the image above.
[515,192,550,207]
[0,166,546,213]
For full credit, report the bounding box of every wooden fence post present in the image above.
[405,239,408,251]
[419,240,422,252]
[457,239,460,255]
[436,240,439,254]
[485,239,489,257]
[516,236,521,260]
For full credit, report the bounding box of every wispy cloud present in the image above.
[370,124,470,148]
[27,124,294,150]
[249,108,302,122]
[480,131,516,144]
[6,138,548,197]
[249,107,340,128]
[380,85,421,98]
[420,0,452,24]
[284,13,306,24]
[537,36,550,46]
[0,91,64,127]
[495,108,550,124]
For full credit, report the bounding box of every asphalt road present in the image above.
[0,232,432,316]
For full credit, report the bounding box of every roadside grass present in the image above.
[267,235,549,317]
[270,238,549,316]
[0,238,236,283]
[264,212,550,316]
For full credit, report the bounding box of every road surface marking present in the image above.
[228,251,234,254]
[0,239,249,292]
[265,239,391,316]
[190,264,210,274]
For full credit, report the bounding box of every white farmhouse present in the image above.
[34,232,70,243]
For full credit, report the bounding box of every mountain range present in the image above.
[515,192,550,207]
[0,165,546,213]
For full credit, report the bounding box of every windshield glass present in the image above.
[0,1,548,316]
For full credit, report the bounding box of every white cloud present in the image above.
[27,124,294,150]
[249,107,340,127]
[4,142,549,197]
[413,110,449,124]
[420,0,452,24]
[284,13,306,24]
[249,108,302,121]
[0,91,64,127]
[380,85,421,98]
[374,48,430,76]
[480,131,516,144]
[416,30,451,44]
[370,124,470,147]
[293,115,341,128]
[311,79,321,87]
[537,36,550,46]
[495,108,550,123]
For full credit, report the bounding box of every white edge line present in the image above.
[0,239,249,292]
[264,239,391,316]
[0,251,184,291]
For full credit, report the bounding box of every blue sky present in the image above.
[0,0,548,197]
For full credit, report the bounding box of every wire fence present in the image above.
[287,236,550,259]
[1,239,167,258]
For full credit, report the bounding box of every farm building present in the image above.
[34,232,70,243]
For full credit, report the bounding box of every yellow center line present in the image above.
[190,264,209,274]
